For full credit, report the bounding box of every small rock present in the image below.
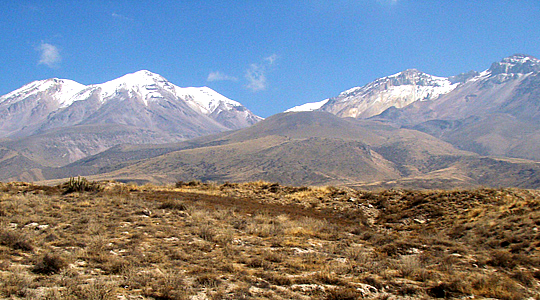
[25,222,39,229]
[291,284,325,293]
[408,248,421,254]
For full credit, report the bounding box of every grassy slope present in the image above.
[0,180,539,299]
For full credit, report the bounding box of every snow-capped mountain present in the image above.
[283,54,540,162]
[488,53,540,75]
[0,70,262,139]
[374,54,540,161]
[0,70,262,168]
[387,54,540,122]
[286,54,540,122]
[286,69,458,118]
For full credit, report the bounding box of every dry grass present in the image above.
[0,180,538,299]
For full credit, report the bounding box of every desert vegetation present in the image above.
[0,179,538,299]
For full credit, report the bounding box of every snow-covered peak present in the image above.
[0,71,262,132]
[115,70,168,85]
[175,86,244,114]
[283,69,459,118]
[293,69,459,118]
[382,69,452,87]
[489,54,540,75]
[334,69,457,103]
[0,78,86,107]
[95,70,175,104]
[285,99,329,113]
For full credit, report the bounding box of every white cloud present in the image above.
[37,42,61,68]
[245,63,267,92]
[245,54,278,92]
[207,71,238,82]
[112,12,133,21]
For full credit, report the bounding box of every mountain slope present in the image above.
[43,111,540,189]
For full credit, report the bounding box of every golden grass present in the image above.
[0,181,538,299]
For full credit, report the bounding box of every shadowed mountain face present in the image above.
[30,111,539,189]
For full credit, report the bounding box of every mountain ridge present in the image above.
[32,111,540,190]
[286,54,540,162]
[0,70,262,172]
[0,70,262,139]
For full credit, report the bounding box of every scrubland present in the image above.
[0,179,539,299]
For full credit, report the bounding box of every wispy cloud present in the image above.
[245,54,279,92]
[264,54,278,65]
[207,71,238,82]
[112,12,133,21]
[245,64,268,92]
[37,42,61,68]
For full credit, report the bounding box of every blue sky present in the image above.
[1,0,540,117]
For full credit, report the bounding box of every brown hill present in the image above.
[54,111,540,189]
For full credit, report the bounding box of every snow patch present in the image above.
[175,86,244,115]
[285,99,329,112]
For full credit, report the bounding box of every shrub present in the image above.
[62,176,102,194]
[33,252,68,275]
[0,269,33,297]
[0,229,33,251]
[196,273,220,288]
[159,199,187,210]
[176,180,202,188]
[426,280,468,298]
[67,279,115,300]
[487,250,516,269]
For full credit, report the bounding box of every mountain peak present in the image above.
[397,68,422,75]
[489,54,540,75]
[383,69,449,87]
[108,70,168,86]
[505,54,539,63]
[284,68,457,118]
[0,77,85,107]
[96,70,174,103]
